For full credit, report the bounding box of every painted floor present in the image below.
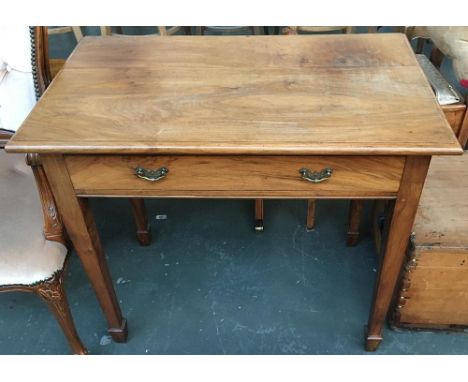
[1,198,467,354]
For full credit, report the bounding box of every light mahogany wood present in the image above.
[45,29,151,248]
[306,200,316,231]
[254,199,264,231]
[373,155,468,256]
[372,200,387,254]
[7,35,461,156]
[64,34,416,69]
[40,154,127,342]
[35,265,87,354]
[459,111,468,149]
[26,154,66,244]
[443,103,466,137]
[48,26,112,79]
[341,85,467,247]
[346,200,363,246]
[130,198,151,246]
[64,155,405,198]
[5,34,464,352]
[1,263,87,355]
[366,156,431,351]
[49,58,66,79]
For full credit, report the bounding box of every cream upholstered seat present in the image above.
[0,150,67,286]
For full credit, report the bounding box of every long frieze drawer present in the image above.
[65,155,405,197]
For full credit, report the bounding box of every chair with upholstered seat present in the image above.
[0,26,87,354]
[0,149,87,354]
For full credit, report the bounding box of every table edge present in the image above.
[4,142,464,156]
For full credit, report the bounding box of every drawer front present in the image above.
[65,155,405,198]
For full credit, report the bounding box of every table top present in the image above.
[7,34,462,155]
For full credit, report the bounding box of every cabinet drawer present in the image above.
[65,155,405,198]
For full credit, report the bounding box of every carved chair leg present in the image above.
[306,199,316,231]
[254,199,264,231]
[129,198,151,246]
[347,200,364,246]
[36,271,87,355]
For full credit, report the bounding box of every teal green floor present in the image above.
[1,199,468,354]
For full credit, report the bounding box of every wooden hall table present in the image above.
[6,34,462,351]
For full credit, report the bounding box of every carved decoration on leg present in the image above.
[41,154,127,343]
[36,270,88,355]
[26,153,67,245]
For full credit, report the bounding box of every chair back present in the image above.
[0,27,50,136]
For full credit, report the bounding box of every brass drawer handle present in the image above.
[135,166,168,182]
[299,167,333,183]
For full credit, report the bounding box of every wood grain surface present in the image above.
[6,34,462,156]
[395,248,468,327]
[442,103,466,139]
[41,154,128,342]
[64,34,416,69]
[365,155,431,351]
[65,155,405,198]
